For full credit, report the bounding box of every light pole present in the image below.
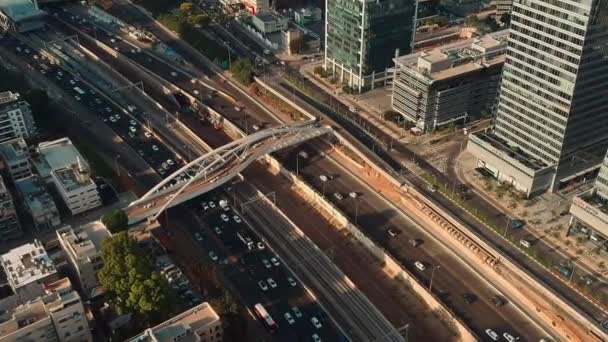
[296,151,308,175]
[429,265,441,292]
[569,261,576,283]
[114,155,121,177]
[503,217,512,236]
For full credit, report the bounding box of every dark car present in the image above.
[510,219,526,229]
[462,293,477,304]
[490,295,507,307]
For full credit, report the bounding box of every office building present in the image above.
[56,222,110,298]
[392,30,507,132]
[15,175,60,231]
[0,92,36,142]
[0,176,21,241]
[324,0,416,92]
[0,240,58,302]
[0,0,45,33]
[251,13,288,34]
[569,150,608,238]
[0,137,32,182]
[0,277,93,342]
[467,0,608,196]
[242,0,269,14]
[32,138,101,215]
[495,0,513,18]
[127,302,222,342]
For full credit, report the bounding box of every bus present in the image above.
[237,230,254,250]
[73,87,86,95]
[253,303,277,330]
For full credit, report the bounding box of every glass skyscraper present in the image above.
[469,0,608,195]
[324,0,416,92]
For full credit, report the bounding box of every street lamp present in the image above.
[319,175,328,197]
[429,265,441,292]
[296,151,308,175]
[503,217,512,237]
[114,155,121,177]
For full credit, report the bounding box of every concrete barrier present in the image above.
[264,157,477,342]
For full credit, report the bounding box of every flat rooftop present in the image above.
[33,137,90,178]
[0,0,45,21]
[128,302,220,342]
[15,175,56,212]
[254,12,283,22]
[395,29,508,82]
[0,91,21,106]
[0,240,56,290]
[57,222,110,260]
[0,137,29,163]
[52,166,93,193]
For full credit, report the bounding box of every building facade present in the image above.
[0,278,92,342]
[56,223,110,298]
[242,0,269,14]
[15,176,60,231]
[32,138,101,216]
[324,0,416,92]
[0,176,21,241]
[127,302,222,342]
[467,0,608,196]
[0,137,32,182]
[0,240,58,302]
[392,30,507,132]
[0,92,36,142]
[251,13,288,34]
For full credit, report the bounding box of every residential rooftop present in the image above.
[394,29,508,82]
[56,222,110,261]
[0,91,21,106]
[33,137,90,178]
[0,240,56,290]
[0,137,29,162]
[14,175,56,216]
[128,302,220,342]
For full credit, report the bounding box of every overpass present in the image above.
[126,120,332,224]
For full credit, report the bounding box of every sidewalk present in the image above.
[455,150,608,282]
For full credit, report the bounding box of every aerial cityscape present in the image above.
[0,0,605,341]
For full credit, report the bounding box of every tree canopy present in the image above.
[230,58,255,85]
[98,232,176,322]
[101,209,129,233]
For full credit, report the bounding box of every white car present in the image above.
[209,201,216,208]
[257,242,265,250]
[267,278,277,288]
[284,312,295,325]
[167,159,175,166]
[114,114,121,120]
[414,261,426,271]
[503,332,517,342]
[312,334,321,342]
[262,259,271,269]
[271,257,280,266]
[485,329,499,341]
[130,119,137,126]
[202,203,209,210]
[349,192,358,198]
[193,90,199,95]
[144,132,152,138]
[152,145,159,151]
[109,116,117,123]
[110,38,116,43]
[129,126,136,133]
[291,306,302,318]
[208,251,218,261]
[333,192,344,200]
[349,106,357,113]
[194,233,203,241]
[258,280,268,291]
[319,175,328,182]
[233,215,242,223]
[170,71,178,77]
[213,226,222,235]
[220,213,229,222]
[287,277,297,287]
[310,317,322,329]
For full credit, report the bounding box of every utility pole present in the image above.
[429,265,441,292]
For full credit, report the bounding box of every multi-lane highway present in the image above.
[39,4,560,340]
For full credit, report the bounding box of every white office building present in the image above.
[56,222,110,298]
[32,138,101,216]
[0,137,32,182]
[0,92,36,142]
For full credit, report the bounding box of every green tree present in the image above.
[99,232,176,323]
[179,2,194,15]
[500,12,511,26]
[101,209,129,233]
[465,14,480,27]
[230,58,255,85]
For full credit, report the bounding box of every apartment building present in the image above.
[467,0,608,196]
[56,222,110,298]
[128,302,222,342]
[0,240,58,302]
[15,175,60,231]
[0,137,32,182]
[0,176,21,241]
[32,138,101,216]
[0,91,36,142]
[0,278,92,342]
[392,30,507,132]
